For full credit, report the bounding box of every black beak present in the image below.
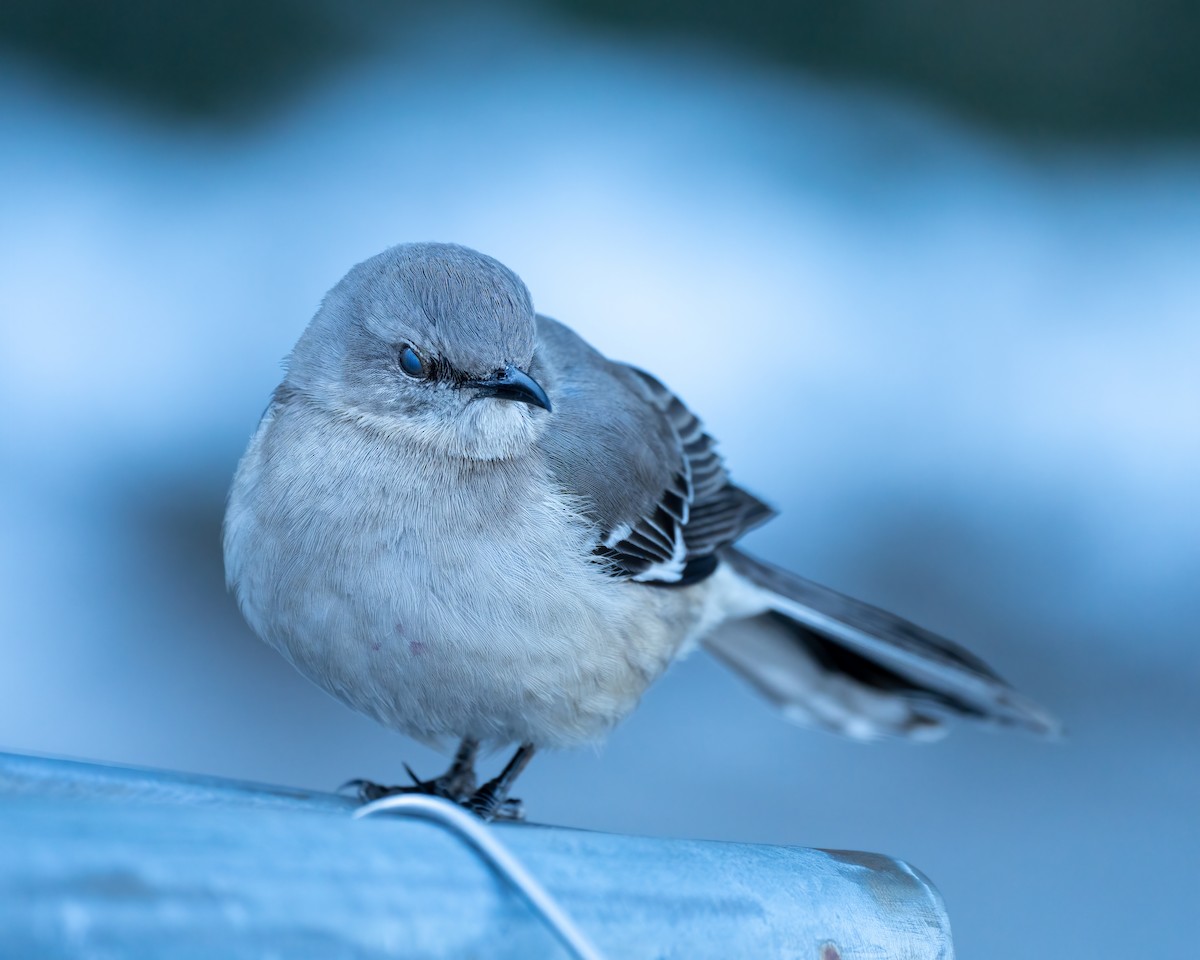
[467,366,552,412]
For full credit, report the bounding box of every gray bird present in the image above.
[224,242,1056,819]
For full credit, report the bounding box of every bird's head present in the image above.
[286,242,552,460]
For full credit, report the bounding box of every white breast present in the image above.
[224,403,698,749]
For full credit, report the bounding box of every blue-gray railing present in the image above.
[0,750,953,958]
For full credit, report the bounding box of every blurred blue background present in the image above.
[2,2,1197,956]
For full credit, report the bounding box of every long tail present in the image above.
[706,548,1060,739]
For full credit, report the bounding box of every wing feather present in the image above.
[606,368,774,584]
[534,317,774,586]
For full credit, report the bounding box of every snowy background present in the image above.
[2,5,1198,957]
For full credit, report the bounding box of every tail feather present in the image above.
[719,548,1060,737]
[705,613,953,740]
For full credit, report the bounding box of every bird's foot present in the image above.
[341,777,523,821]
[344,741,531,822]
[341,761,477,805]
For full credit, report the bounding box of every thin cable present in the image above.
[353,794,604,960]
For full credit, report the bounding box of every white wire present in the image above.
[353,794,605,960]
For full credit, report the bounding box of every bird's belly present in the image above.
[248,498,695,748]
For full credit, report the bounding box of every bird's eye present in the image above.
[398,345,427,378]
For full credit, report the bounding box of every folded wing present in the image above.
[534,317,771,586]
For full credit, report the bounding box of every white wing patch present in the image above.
[598,468,692,582]
[630,523,688,583]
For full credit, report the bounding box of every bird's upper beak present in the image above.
[466,366,552,412]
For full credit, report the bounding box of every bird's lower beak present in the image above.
[467,366,552,412]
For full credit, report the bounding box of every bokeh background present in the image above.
[2,2,1197,956]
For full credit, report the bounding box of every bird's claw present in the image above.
[493,797,525,822]
[402,763,425,787]
[464,786,525,822]
[338,778,418,803]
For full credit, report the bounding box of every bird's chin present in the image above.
[380,397,541,461]
[347,395,543,460]
[451,398,543,460]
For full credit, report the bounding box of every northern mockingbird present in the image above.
[224,242,1056,819]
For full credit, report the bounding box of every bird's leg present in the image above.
[410,737,480,800]
[466,743,536,822]
[344,738,480,803]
